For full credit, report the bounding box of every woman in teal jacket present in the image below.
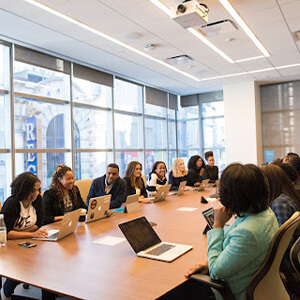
[186,163,279,300]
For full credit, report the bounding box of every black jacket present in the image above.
[123,177,147,198]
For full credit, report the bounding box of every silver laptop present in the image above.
[118,216,193,262]
[197,179,210,191]
[149,184,171,202]
[111,194,139,213]
[169,181,187,196]
[34,209,81,241]
[86,194,111,223]
[209,180,220,198]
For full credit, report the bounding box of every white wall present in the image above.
[224,81,263,165]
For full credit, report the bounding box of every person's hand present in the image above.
[105,210,112,217]
[185,262,209,277]
[31,228,48,239]
[194,182,201,187]
[213,206,232,228]
[200,168,205,176]
[138,197,152,204]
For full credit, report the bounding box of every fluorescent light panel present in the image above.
[23,0,200,82]
[150,0,172,16]
[218,0,270,57]
[187,28,234,63]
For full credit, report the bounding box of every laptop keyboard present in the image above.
[47,230,59,239]
[146,244,175,256]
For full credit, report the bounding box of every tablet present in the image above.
[202,207,214,230]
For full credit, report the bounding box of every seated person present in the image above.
[262,163,300,290]
[169,158,188,191]
[202,151,219,182]
[186,163,278,300]
[86,163,126,208]
[43,164,87,225]
[1,172,49,300]
[282,152,299,164]
[187,155,205,187]
[287,156,300,194]
[146,161,168,196]
[124,161,150,203]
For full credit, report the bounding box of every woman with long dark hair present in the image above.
[124,161,149,203]
[43,164,87,225]
[187,155,205,187]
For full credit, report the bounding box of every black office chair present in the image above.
[191,211,300,300]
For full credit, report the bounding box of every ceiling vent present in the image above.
[165,55,194,65]
[200,19,238,37]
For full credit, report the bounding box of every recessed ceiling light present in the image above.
[126,32,144,40]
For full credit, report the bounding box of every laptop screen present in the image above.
[118,216,161,253]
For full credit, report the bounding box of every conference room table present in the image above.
[0,188,219,300]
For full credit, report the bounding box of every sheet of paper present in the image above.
[177,207,198,212]
[94,236,126,246]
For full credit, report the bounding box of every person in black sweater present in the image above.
[123,161,150,203]
[187,155,205,187]
[1,172,48,300]
[169,158,188,191]
[202,151,219,182]
[43,164,87,225]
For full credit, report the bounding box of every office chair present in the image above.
[74,179,93,204]
[190,211,300,300]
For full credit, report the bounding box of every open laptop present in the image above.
[118,216,193,262]
[111,194,139,213]
[209,180,220,198]
[169,181,187,196]
[149,184,171,202]
[34,208,81,241]
[86,194,111,223]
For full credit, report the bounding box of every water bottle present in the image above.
[0,214,7,246]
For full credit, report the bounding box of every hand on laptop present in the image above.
[138,196,152,204]
[185,259,209,277]
[31,228,48,239]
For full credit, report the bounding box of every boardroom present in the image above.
[1,0,300,299]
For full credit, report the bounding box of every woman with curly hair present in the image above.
[1,172,48,300]
[187,155,205,187]
[146,161,168,196]
[123,161,150,203]
[43,164,87,225]
[169,158,188,191]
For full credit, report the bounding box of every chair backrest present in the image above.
[290,236,300,276]
[246,211,300,300]
[75,179,93,204]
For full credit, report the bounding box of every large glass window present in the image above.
[114,79,143,113]
[115,151,144,177]
[261,81,300,162]
[201,101,225,171]
[14,62,70,101]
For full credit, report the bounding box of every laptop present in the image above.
[197,179,210,191]
[118,216,193,262]
[169,181,187,196]
[86,194,111,223]
[34,209,81,241]
[149,184,171,202]
[111,194,139,213]
[209,180,220,198]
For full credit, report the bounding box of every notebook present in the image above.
[33,209,81,241]
[118,216,193,262]
[169,181,187,196]
[86,195,111,223]
[149,184,171,202]
[111,194,139,213]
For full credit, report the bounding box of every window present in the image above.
[261,81,300,162]
[201,101,225,171]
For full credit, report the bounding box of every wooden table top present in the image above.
[0,188,218,300]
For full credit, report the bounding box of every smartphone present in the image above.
[19,241,37,248]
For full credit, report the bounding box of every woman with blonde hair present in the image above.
[123,161,149,203]
[43,164,87,225]
[169,158,188,191]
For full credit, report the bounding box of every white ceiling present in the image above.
[0,0,300,95]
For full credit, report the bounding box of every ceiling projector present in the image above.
[171,0,208,28]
